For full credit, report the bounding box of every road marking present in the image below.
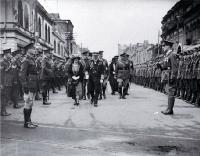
[2,121,200,141]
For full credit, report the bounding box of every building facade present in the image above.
[0,0,75,59]
[0,0,36,52]
[118,40,155,65]
[49,13,74,57]
[161,0,200,48]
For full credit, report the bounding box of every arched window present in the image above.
[24,4,29,30]
[48,26,50,43]
[45,24,47,41]
[18,0,23,26]
[54,40,56,53]
[38,18,41,37]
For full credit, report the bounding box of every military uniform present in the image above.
[98,51,109,99]
[81,51,90,100]
[115,53,130,99]
[10,50,23,108]
[161,41,178,115]
[40,52,53,105]
[87,52,105,106]
[20,48,38,128]
[1,49,12,116]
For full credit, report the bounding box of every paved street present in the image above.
[1,83,200,156]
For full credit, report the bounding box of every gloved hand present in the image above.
[23,86,29,94]
[100,79,103,83]
[72,76,80,80]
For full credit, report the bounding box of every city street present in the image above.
[1,84,200,156]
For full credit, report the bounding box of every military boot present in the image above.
[24,109,36,128]
[161,96,174,115]
[122,88,127,99]
[118,87,122,99]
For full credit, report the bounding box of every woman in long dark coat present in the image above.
[68,56,84,106]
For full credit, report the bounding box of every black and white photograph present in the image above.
[0,0,200,155]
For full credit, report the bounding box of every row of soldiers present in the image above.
[133,46,200,107]
[0,45,67,118]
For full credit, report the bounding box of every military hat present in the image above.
[12,49,21,56]
[162,40,174,47]
[125,53,130,57]
[114,55,119,59]
[120,52,126,57]
[72,54,81,60]
[82,50,89,55]
[3,48,11,55]
[92,52,99,56]
[99,51,104,54]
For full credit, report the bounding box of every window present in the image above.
[45,24,47,41]
[38,18,41,37]
[58,42,60,55]
[24,4,29,30]
[48,26,50,43]
[18,0,23,26]
[54,40,56,53]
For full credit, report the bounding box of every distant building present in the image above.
[49,13,74,56]
[118,40,155,65]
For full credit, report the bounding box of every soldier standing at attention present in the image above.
[40,50,53,105]
[159,40,179,115]
[20,48,38,128]
[10,49,23,108]
[1,49,13,116]
[87,52,105,107]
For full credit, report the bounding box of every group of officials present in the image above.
[1,44,133,128]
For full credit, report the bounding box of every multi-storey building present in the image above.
[35,0,53,52]
[0,0,36,52]
[161,0,200,48]
[118,41,155,65]
[0,0,76,59]
[49,13,74,56]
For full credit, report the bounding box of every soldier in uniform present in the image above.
[98,51,109,99]
[81,51,90,100]
[196,48,200,107]
[35,52,43,100]
[87,52,105,107]
[190,49,199,104]
[159,40,179,115]
[40,50,53,105]
[20,48,38,128]
[115,53,131,99]
[1,49,13,116]
[10,49,23,108]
